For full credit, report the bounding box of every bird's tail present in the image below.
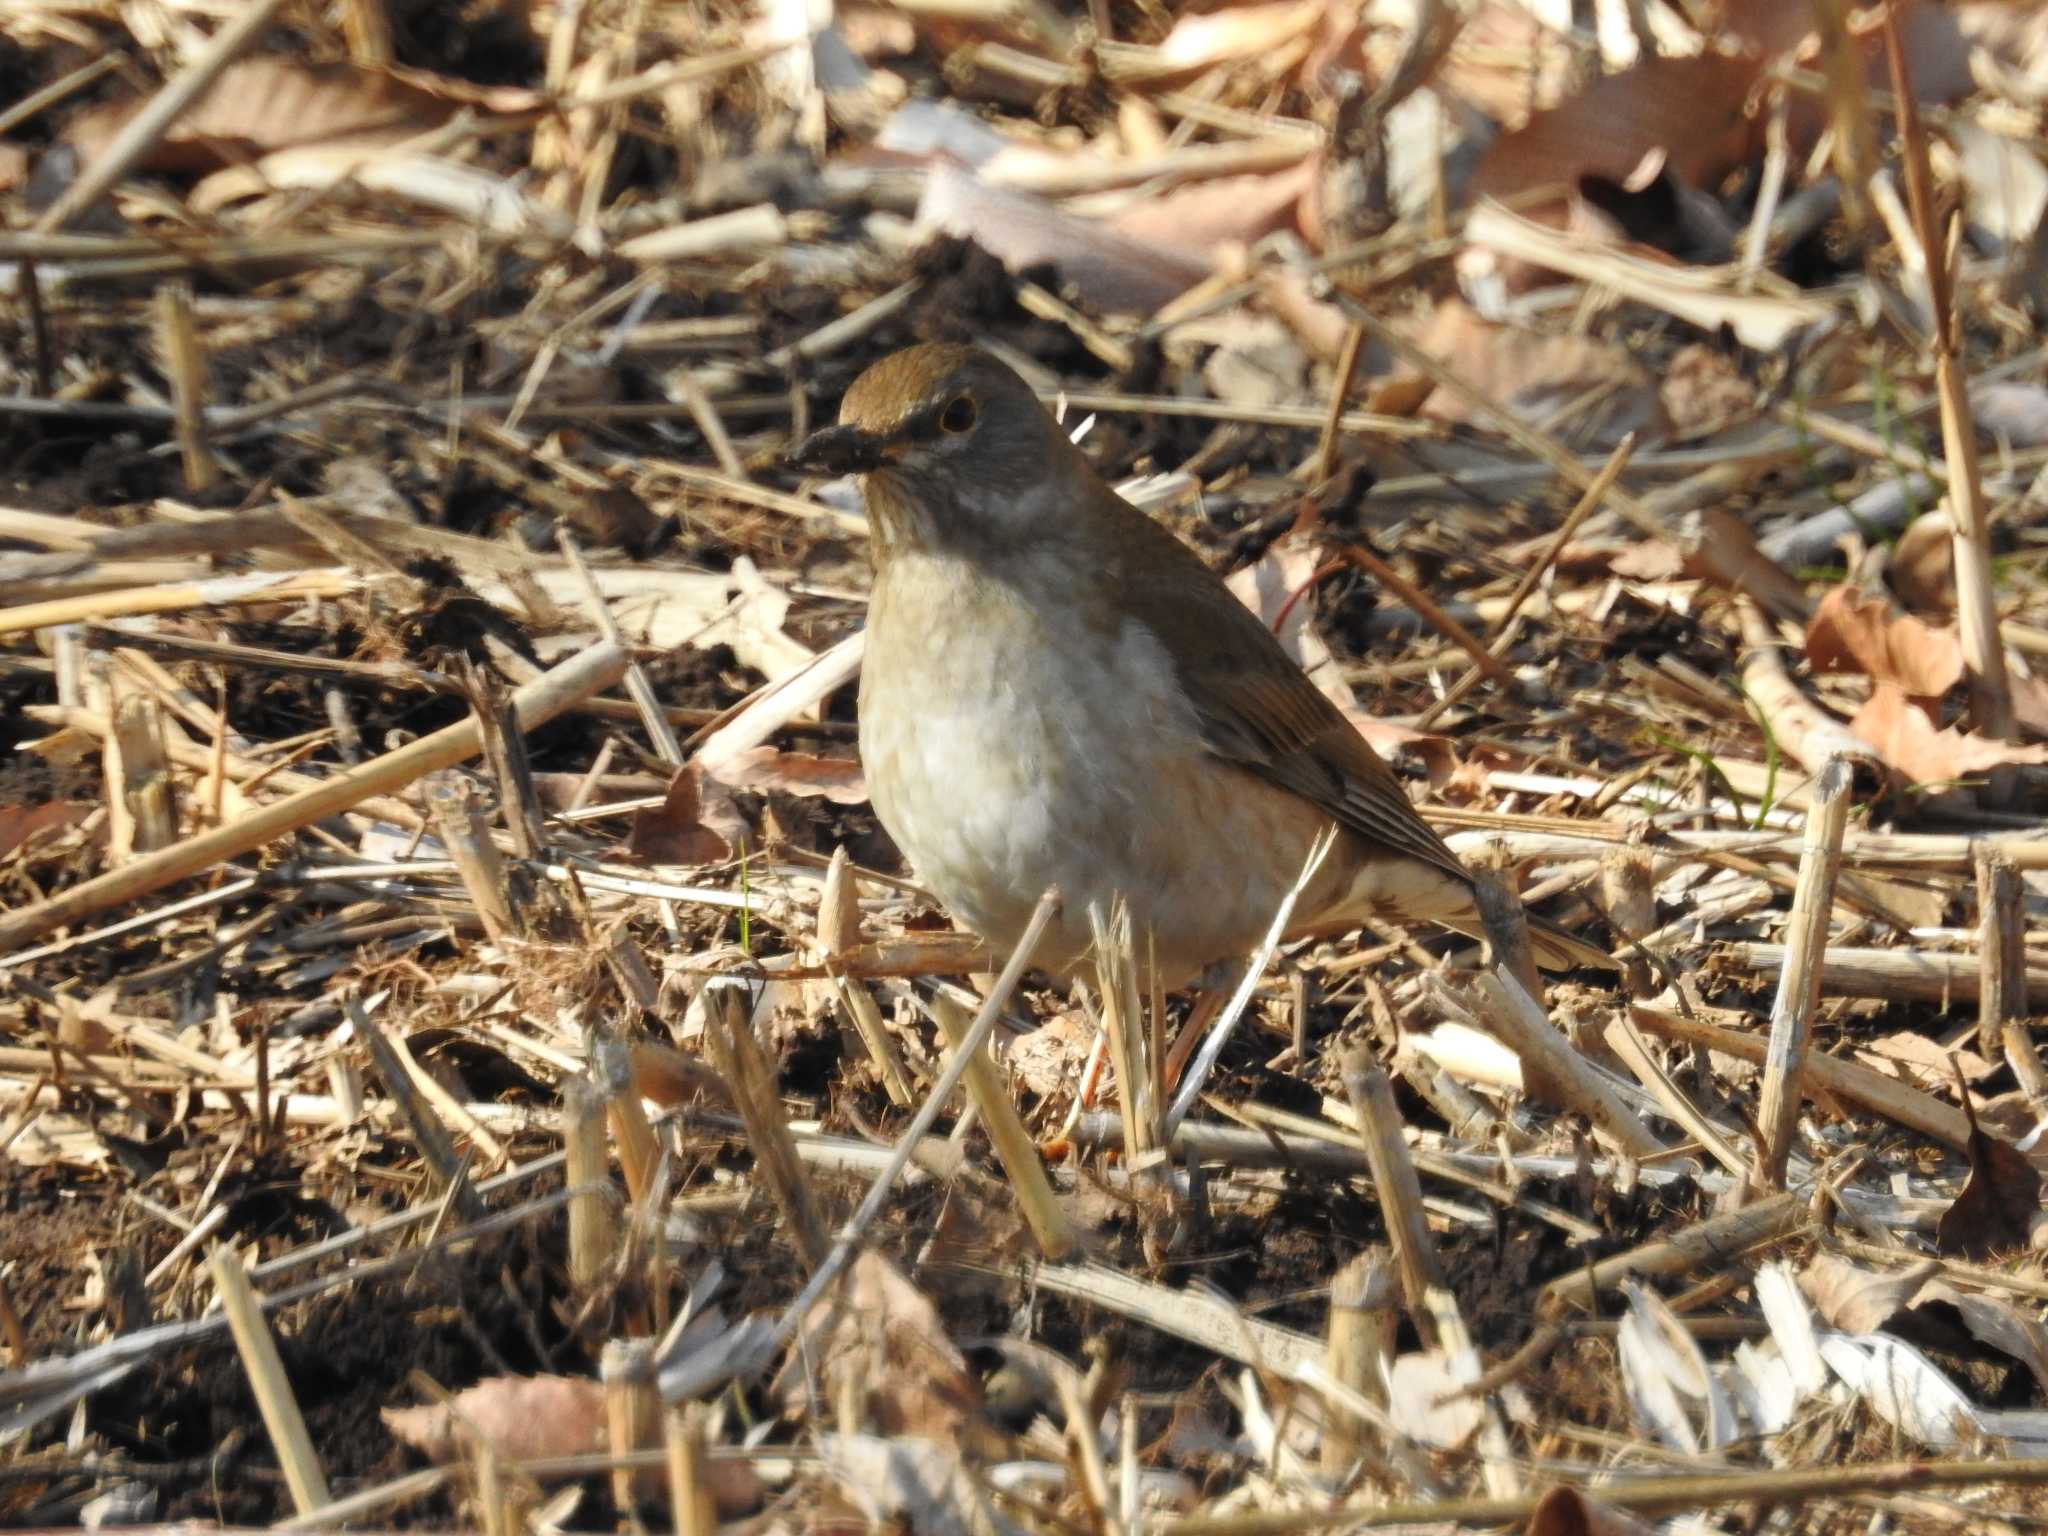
[1525,912,1619,973]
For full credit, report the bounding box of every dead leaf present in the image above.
[774,1252,990,1450]
[1855,1032,1995,1093]
[1105,162,1315,262]
[1525,1485,1657,1536]
[1799,1251,1941,1333]
[1001,1011,1092,1099]
[1848,684,2048,786]
[383,1374,762,1510]
[1920,1282,2048,1396]
[706,744,867,804]
[65,58,454,173]
[818,1433,1003,1536]
[1937,1084,2044,1260]
[1890,510,1956,614]
[1807,585,1964,696]
[0,800,93,861]
[1398,299,1664,448]
[628,764,748,865]
[1138,0,1329,75]
[383,1375,607,1463]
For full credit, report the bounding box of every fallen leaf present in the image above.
[65,58,454,173]
[628,764,748,865]
[1143,0,1328,74]
[1890,510,1955,614]
[1659,343,1757,439]
[1855,1032,1996,1093]
[706,744,867,804]
[1848,684,2048,786]
[0,800,94,861]
[384,1374,762,1509]
[818,1433,1002,1536]
[1526,1485,1657,1536]
[1800,1252,1943,1334]
[773,1251,990,1449]
[1937,1081,2044,1260]
[1384,1351,1482,1451]
[1808,586,1965,697]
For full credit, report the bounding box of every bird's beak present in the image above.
[788,424,894,476]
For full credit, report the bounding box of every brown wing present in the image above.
[1105,493,1474,889]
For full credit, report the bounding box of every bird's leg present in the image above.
[1162,955,1251,1093]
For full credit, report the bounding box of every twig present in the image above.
[1339,1051,1447,1334]
[208,1245,332,1518]
[1884,11,2015,749]
[1756,755,1854,1189]
[1536,1190,1806,1317]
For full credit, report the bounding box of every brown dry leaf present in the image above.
[707,744,867,804]
[1848,684,2048,786]
[0,800,93,861]
[1399,299,1664,448]
[1799,1251,1941,1333]
[1936,1090,2043,1260]
[1001,1010,1092,1100]
[628,764,748,865]
[64,58,455,173]
[383,1375,762,1509]
[1525,1485,1657,1536]
[1105,162,1314,255]
[1469,52,1766,213]
[1806,585,1964,696]
[1890,510,1956,614]
[774,1251,987,1448]
[384,1375,605,1462]
[1855,1032,1996,1094]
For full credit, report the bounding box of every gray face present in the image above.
[791,345,1076,559]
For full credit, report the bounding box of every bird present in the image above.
[790,342,1613,987]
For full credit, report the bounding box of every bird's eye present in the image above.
[939,395,977,434]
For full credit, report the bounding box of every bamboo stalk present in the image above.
[1756,755,1854,1189]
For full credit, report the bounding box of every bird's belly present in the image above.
[861,587,1335,981]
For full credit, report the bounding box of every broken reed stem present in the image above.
[773,889,1061,1351]
[664,1405,717,1536]
[601,1338,658,1514]
[1467,865,1542,1000]
[0,641,627,952]
[208,1245,332,1518]
[1339,1051,1448,1338]
[1415,431,1636,729]
[702,981,830,1269]
[1091,900,1157,1165]
[1312,322,1369,485]
[594,1034,662,1209]
[424,771,520,944]
[931,990,1079,1261]
[113,692,177,853]
[816,849,915,1107]
[1465,970,1666,1158]
[562,1076,618,1292]
[351,1003,487,1222]
[1977,849,2048,1101]
[1883,12,2014,748]
[1755,754,1853,1190]
[1537,1189,1805,1317]
[1632,1002,1972,1150]
[1321,1248,1395,1477]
